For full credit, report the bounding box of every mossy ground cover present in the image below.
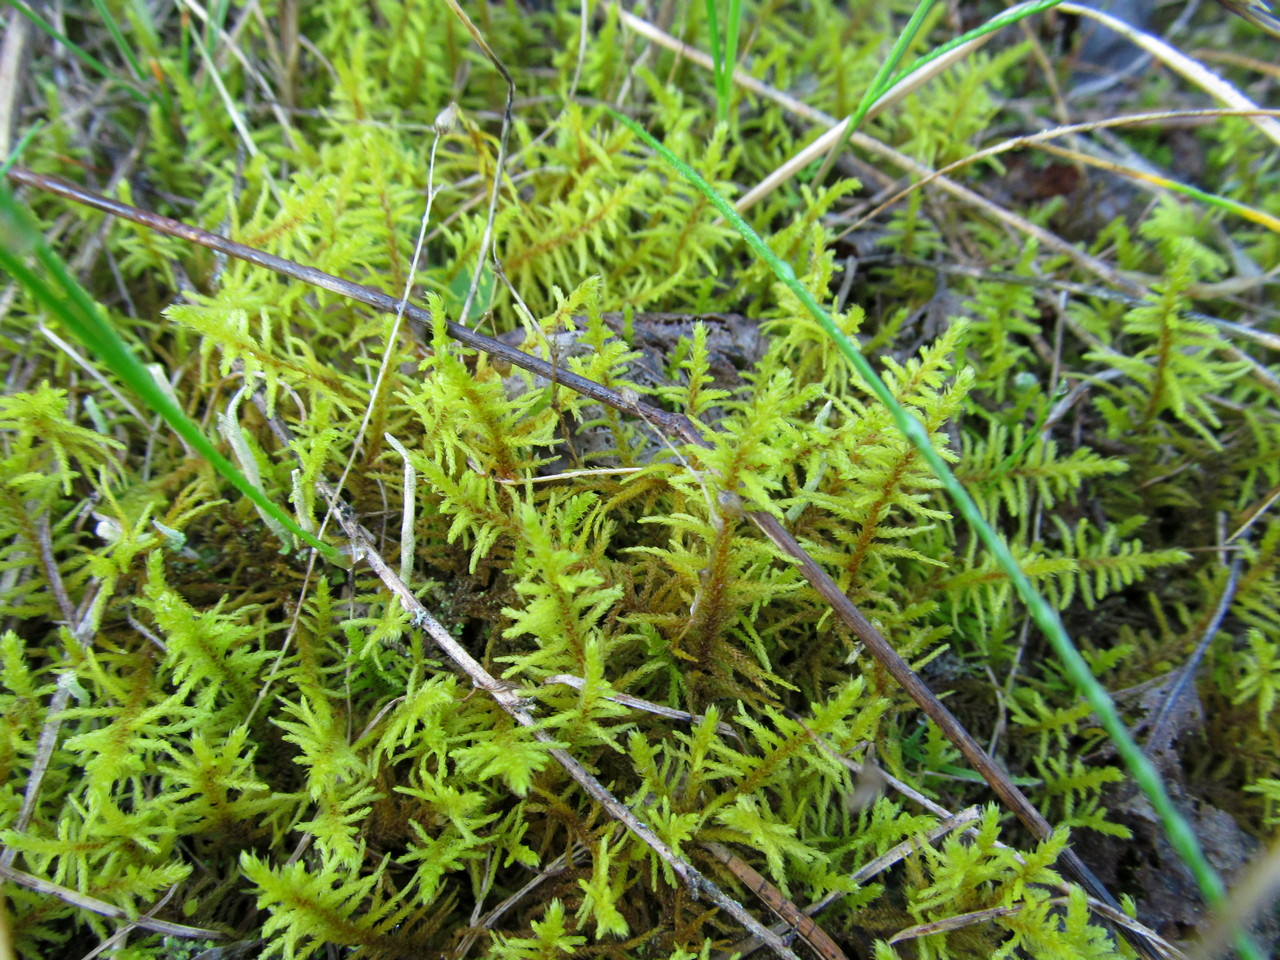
[2,2,1279,958]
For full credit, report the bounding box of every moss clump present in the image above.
[3,2,1278,958]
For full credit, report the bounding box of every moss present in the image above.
[4,2,1279,958]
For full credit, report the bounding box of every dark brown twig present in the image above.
[742,510,1143,952]
[702,841,849,960]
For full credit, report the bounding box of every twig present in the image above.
[0,862,223,940]
[702,841,849,960]
[741,510,1146,955]
[455,842,588,960]
[888,903,1021,943]
[851,808,983,887]
[316,100,456,582]
[5,168,702,448]
[36,514,74,624]
[543,673,741,742]
[792,722,1189,960]
[77,885,179,960]
[0,580,101,872]
[742,806,984,950]
[842,108,1280,238]
[1229,480,1280,544]
[1145,546,1244,758]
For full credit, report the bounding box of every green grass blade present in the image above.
[702,0,742,124]
[819,0,1063,182]
[88,0,146,83]
[8,0,143,97]
[703,0,725,122]
[1,121,45,178]
[721,0,742,123]
[812,0,939,183]
[0,186,342,564]
[611,109,1260,959]
[885,0,1064,94]
[123,0,164,61]
[850,0,939,134]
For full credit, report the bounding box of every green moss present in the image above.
[4,1,1279,958]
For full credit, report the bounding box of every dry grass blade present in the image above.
[0,580,101,874]
[1192,49,1280,79]
[1036,140,1280,232]
[174,0,300,152]
[543,673,742,741]
[1145,550,1244,760]
[889,903,1021,943]
[441,0,515,324]
[493,466,643,483]
[1190,839,1280,960]
[78,886,181,960]
[4,167,703,440]
[36,324,149,424]
[898,259,1280,355]
[314,101,454,589]
[0,6,30,156]
[740,511,1158,958]
[1059,1,1280,148]
[1229,479,1280,543]
[613,5,814,119]
[455,842,588,960]
[181,10,258,159]
[850,808,983,886]
[793,716,1188,958]
[842,109,1280,238]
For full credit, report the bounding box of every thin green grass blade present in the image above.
[850,0,939,134]
[123,0,164,61]
[0,186,342,564]
[611,109,1261,960]
[8,0,144,98]
[702,0,742,124]
[1125,166,1280,233]
[118,0,181,127]
[0,122,44,178]
[209,0,234,45]
[813,0,939,183]
[88,0,146,83]
[703,0,725,123]
[721,0,742,123]
[185,24,257,157]
[819,0,1063,182]
[885,0,1064,94]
